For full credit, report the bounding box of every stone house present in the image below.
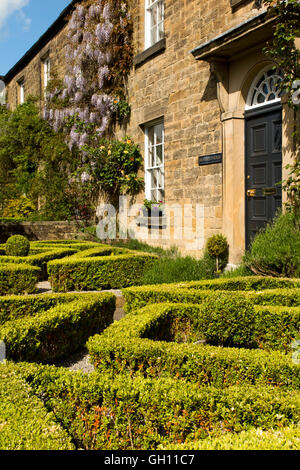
[2,0,297,265]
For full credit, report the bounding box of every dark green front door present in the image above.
[245,103,282,248]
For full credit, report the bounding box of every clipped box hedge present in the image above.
[12,362,300,450]
[0,292,115,363]
[0,248,78,280]
[48,246,157,292]
[123,285,300,313]
[179,276,300,291]
[254,305,300,352]
[0,263,40,295]
[0,366,74,450]
[0,292,99,324]
[87,303,300,389]
[160,426,300,450]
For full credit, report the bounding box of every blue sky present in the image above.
[0,0,71,75]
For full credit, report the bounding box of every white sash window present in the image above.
[145,121,165,202]
[145,0,164,48]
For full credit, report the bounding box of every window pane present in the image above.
[148,146,155,168]
[151,169,158,189]
[156,145,163,166]
[157,189,164,202]
[151,189,157,201]
[151,5,157,28]
[148,126,154,147]
[157,168,164,188]
[155,124,163,145]
[158,1,164,22]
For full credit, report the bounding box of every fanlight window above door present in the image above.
[248,69,283,108]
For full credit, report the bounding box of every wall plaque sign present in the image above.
[198,153,222,166]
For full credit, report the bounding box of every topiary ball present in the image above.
[5,235,30,257]
[206,234,228,258]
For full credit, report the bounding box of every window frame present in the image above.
[144,120,165,203]
[43,56,51,92]
[145,0,165,50]
[18,79,25,104]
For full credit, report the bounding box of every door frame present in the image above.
[244,101,283,249]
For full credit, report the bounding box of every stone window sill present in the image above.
[133,38,166,68]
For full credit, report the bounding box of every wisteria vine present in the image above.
[45,0,133,150]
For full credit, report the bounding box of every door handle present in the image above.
[247,189,256,197]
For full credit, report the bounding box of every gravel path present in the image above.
[36,281,125,374]
[57,348,95,374]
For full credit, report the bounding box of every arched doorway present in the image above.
[244,68,283,247]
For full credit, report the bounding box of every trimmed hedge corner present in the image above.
[87,303,300,389]
[123,284,300,314]
[48,246,158,292]
[0,292,115,363]
[0,263,40,295]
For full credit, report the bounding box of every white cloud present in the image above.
[0,0,31,30]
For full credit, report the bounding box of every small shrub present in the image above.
[206,234,229,272]
[221,265,253,278]
[244,211,300,277]
[5,235,30,257]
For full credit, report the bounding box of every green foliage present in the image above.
[264,0,300,106]
[0,99,77,220]
[244,211,300,277]
[0,263,40,295]
[122,277,300,313]
[0,292,88,325]
[140,252,216,285]
[67,132,144,207]
[194,294,255,347]
[0,293,115,363]
[0,366,75,450]
[2,196,36,218]
[110,238,180,258]
[254,305,300,352]
[11,363,300,450]
[5,235,30,257]
[264,0,300,213]
[161,426,300,450]
[0,240,103,280]
[206,234,229,272]
[48,246,158,292]
[88,300,300,385]
[221,264,253,278]
[206,234,228,257]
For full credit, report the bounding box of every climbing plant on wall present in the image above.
[46,0,134,149]
[44,0,144,213]
[264,0,300,216]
